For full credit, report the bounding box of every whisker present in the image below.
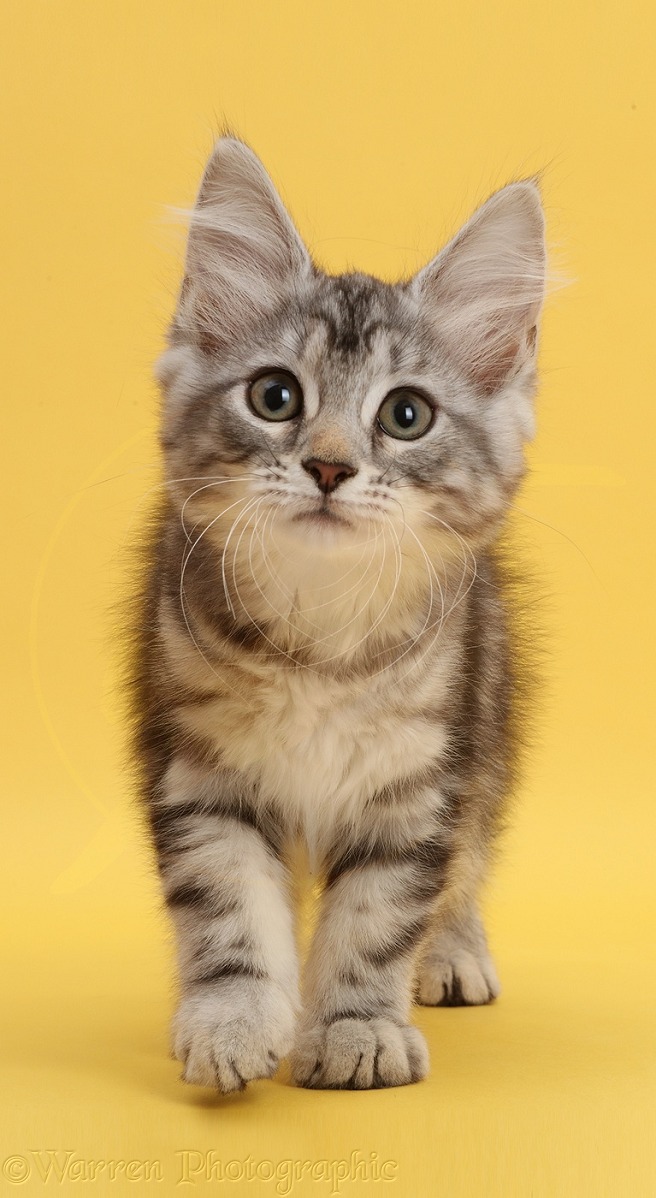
[256,508,382,622]
[228,501,328,672]
[376,444,399,485]
[243,505,316,639]
[417,510,478,595]
[397,545,475,682]
[366,503,479,680]
[180,476,258,543]
[254,429,281,468]
[121,471,259,544]
[220,495,263,619]
[369,527,444,672]
[301,531,382,618]
[244,507,386,653]
[308,523,399,666]
[227,502,400,670]
[512,504,601,584]
[308,526,392,664]
[389,511,478,678]
[177,492,254,697]
[370,516,442,667]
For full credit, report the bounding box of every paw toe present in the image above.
[172,986,294,1093]
[417,951,500,1007]
[291,1018,429,1090]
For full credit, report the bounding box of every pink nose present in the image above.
[302,458,358,495]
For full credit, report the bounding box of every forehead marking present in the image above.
[300,318,397,431]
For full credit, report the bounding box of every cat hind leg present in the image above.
[416,901,500,1007]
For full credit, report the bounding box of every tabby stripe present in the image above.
[362,915,429,968]
[322,1008,403,1027]
[166,882,240,918]
[150,798,284,860]
[193,961,266,985]
[326,833,450,888]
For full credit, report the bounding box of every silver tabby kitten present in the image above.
[129,135,546,1092]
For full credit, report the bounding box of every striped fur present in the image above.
[126,135,546,1091]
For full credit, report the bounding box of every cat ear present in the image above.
[411,182,546,397]
[176,136,312,349]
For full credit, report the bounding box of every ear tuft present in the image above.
[175,137,311,350]
[413,181,547,396]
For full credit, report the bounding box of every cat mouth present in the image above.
[291,504,352,529]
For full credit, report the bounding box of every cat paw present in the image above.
[290,1017,429,1089]
[172,982,295,1092]
[416,949,500,1007]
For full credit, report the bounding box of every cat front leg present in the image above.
[152,759,298,1092]
[290,814,449,1090]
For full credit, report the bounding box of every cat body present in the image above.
[129,136,546,1090]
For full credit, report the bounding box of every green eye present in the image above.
[248,371,303,421]
[377,389,434,440]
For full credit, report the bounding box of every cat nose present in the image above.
[302,458,358,495]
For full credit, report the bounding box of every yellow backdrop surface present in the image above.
[2,2,655,1195]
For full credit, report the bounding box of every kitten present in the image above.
[128,135,546,1092]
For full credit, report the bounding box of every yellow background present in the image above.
[2,2,655,1195]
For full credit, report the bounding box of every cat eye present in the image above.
[377,389,434,440]
[248,370,303,422]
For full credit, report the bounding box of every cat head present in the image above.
[156,136,546,573]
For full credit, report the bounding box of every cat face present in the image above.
[156,137,546,571]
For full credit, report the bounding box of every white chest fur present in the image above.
[186,660,449,859]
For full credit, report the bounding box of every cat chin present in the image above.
[286,506,356,538]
